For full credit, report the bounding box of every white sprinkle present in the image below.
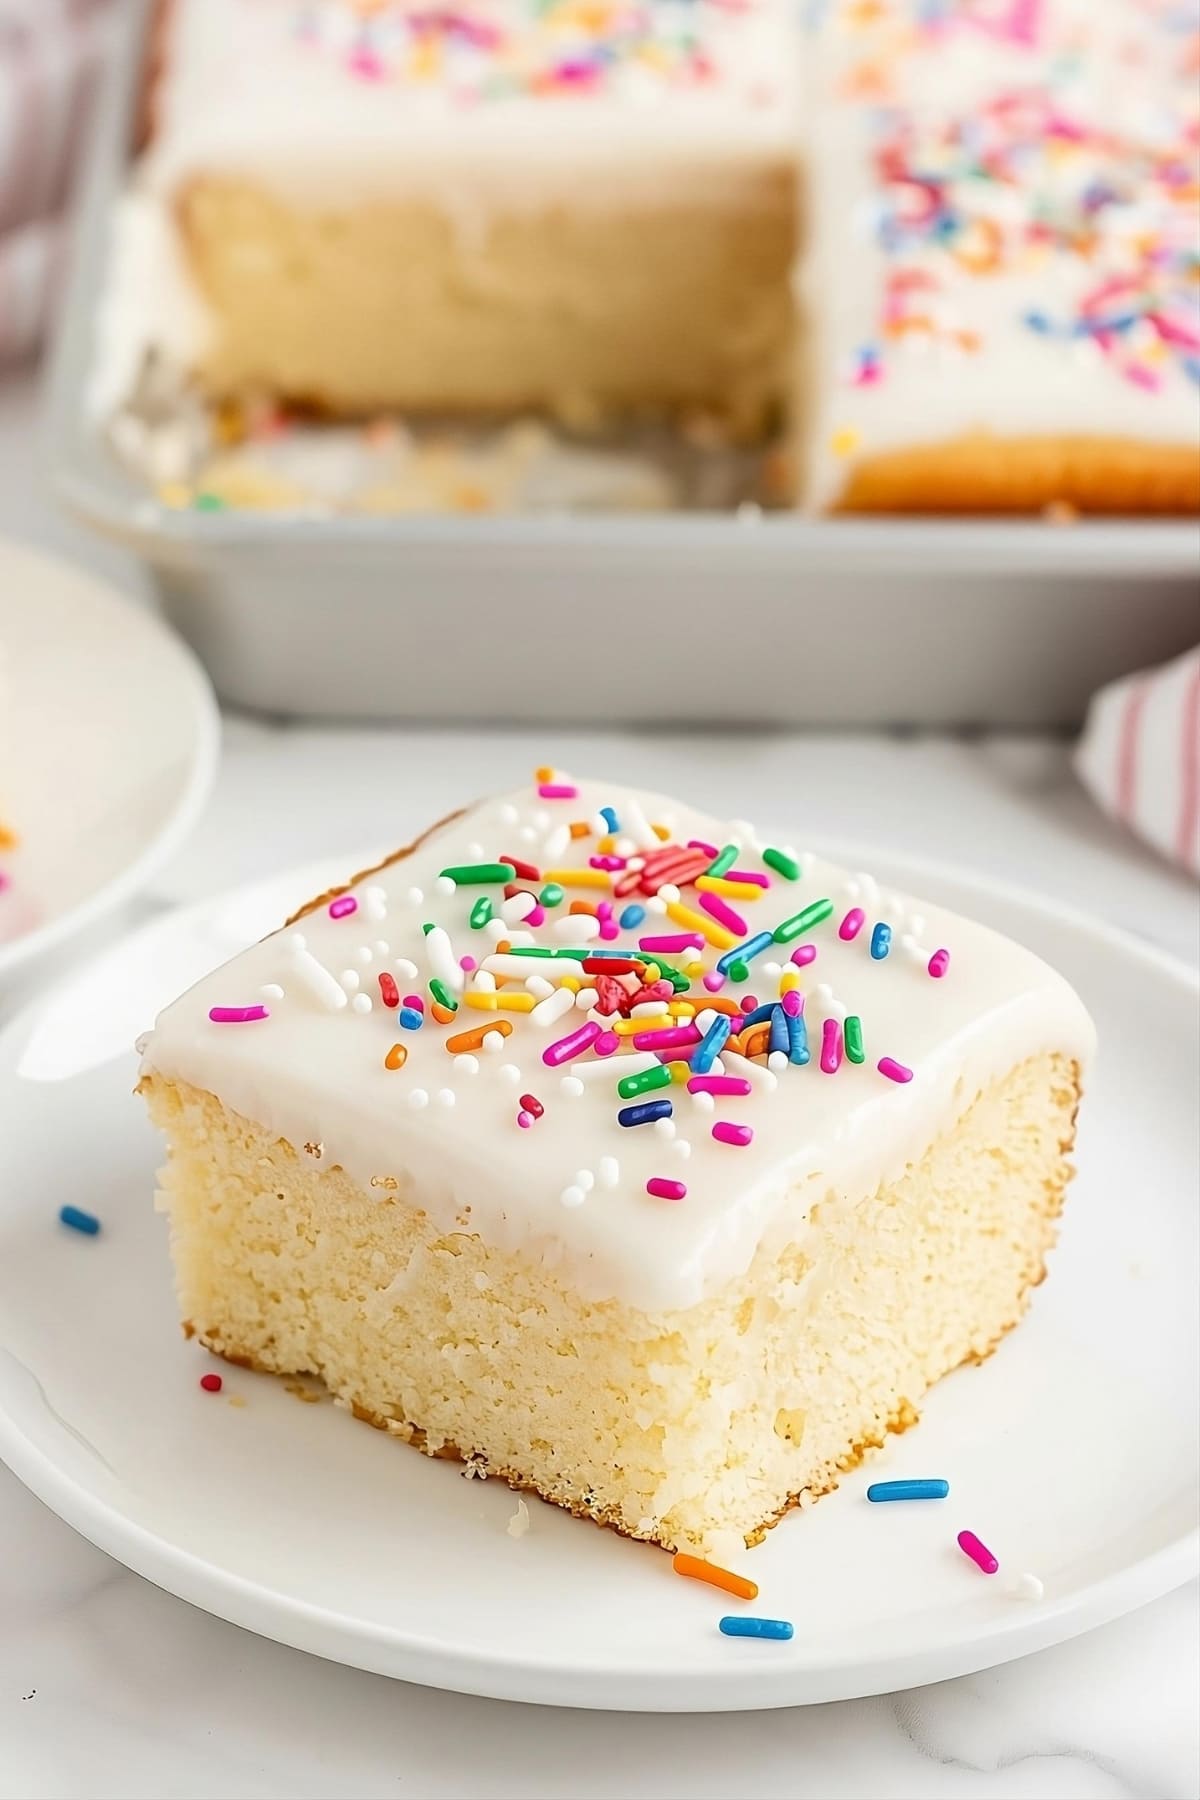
[853,871,879,907]
[517,825,537,844]
[373,940,389,956]
[575,1169,596,1192]
[532,810,550,832]
[457,1055,480,1075]
[646,896,668,915]
[542,823,570,862]
[394,957,419,981]
[632,1000,666,1018]
[575,987,596,1010]
[498,803,519,825]
[845,879,861,901]
[691,1090,716,1114]
[289,932,307,952]
[471,970,498,993]
[506,1498,531,1539]
[482,953,557,981]
[598,1156,621,1189]
[654,1117,677,1140]
[406,886,424,906]
[426,926,464,993]
[531,987,575,1028]
[695,1008,719,1033]
[762,961,782,981]
[552,912,599,943]
[909,914,926,937]
[260,983,285,1000]
[620,797,658,850]
[615,836,637,859]
[768,1050,788,1073]
[681,947,704,971]
[408,1089,429,1109]
[525,975,554,1000]
[340,969,361,993]
[436,875,457,896]
[626,855,645,872]
[465,841,485,859]
[658,883,681,904]
[671,1138,693,1159]
[356,946,374,966]
[507,930,536,948]
[290,947,348,1011]
[498,1063,523,1082]
[484,919,509,945]
[560,1185,585,1209]
[351,993,373,1015]
[501,891,537,924]
[559,1075,585,1098]
[483,1030,508,1055]
[436,1088,456,1107]
[1009,1572,1045,1602]
[364,886,388,922]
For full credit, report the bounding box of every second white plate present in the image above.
[0,847,1195,1710]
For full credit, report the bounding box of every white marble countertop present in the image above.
[2,372,1199,1798]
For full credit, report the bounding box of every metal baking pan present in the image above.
[43,0,1200,727]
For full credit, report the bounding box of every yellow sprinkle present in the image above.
[543,868,613,890]
[641,963,661,983]
[613,1016,672,1036]
[157,481,192,509]
[463,992,499,1011]
[561,976,582,992]
[695,876,765,902]
[830,426,861,457]
[779,970,802,995]
[667,1060,692,1084]
[597,833,617,854]
[666,900,737,951]
[667,1002,696,1018]
[652,823,670,840]
[494,992,538,1013]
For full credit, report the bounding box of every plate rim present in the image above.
[1,842,1197,1710]
[0,537,221,981]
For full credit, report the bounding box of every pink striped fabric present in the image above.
[0,0,113,365]
[1076,646,1200,877]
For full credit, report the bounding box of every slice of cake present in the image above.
[803,0,1200,513]
[117,0,799,437]
[139,773,1094,1553]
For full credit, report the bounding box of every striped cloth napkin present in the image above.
[0,0,112,366]
[1075,646,1200,878]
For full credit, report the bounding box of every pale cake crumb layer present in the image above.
[143,1051,1080,1553]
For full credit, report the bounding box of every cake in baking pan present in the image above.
[138,773,1094,1553]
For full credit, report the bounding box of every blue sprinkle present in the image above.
[692,1013,731,1075]
[1184,356,1200,387]
[870,923,892,960]
[787,1010,810,1066]
[600,806,620,833]
[617,1099,673,1128]
[866,1478,949,1502]
[398,1006,424,1030]
[619,903,646,930]
[716,931,775,977]
[719,1616,794,1641]
[59,1204,100,1237]
[1022,308,1054,334]
[737,1002,776,1028]
[768,1005,790,1058]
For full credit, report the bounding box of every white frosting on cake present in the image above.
[805,0,1200,507]
[140,776,1095,1313]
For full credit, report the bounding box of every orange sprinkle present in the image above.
[739,1023,771,1059]
[672,1552,758,1602]
[652,823,670,841]
[682,993,742,1016]
[535,765,554,782]
[569,820,591,839]
[431,1001,456,1025]
[569,899,599,916]
[384,1043,408,1071]
[495,938,512,955]
[446,1019,513,1054]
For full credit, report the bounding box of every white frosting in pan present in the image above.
[140,776,1095,1313]
[805,0,1200,508]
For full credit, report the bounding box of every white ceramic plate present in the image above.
[0,536,218,994]
[0,847,1195,1711]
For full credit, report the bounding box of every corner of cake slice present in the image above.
[138,774,1094,1555]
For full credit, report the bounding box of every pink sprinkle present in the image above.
[647,1177,687,1201]
[526,905,547,928]
[820,1018,843,1074]
[639,933,704,953]
[791,944,818,967]
[199,1373,223,1393]
[517,1110,534,1130]
[402,994,425,1014]
[0,872,9,894]
[543,1021,602,1067]
[878,1056,914,1084]
[590,855,626,871]
[209,1005,269,1024]
[599,918,620,941]
[328,895,358,919]
[539,783,578,800]
[928,948,951,979]
[839,907,865,941]
[688,839,720,857]
[699,891,748,936]
[632,1024,701,1050]
[712,1121,753,1148]
[703,971,727,993]
[687,1075,752,1096]
[459,955,477,973]
[781,990,804,1018]
[740,995,759,1014]
[726,869,769,888]
[594,1030,620,1057]
[597,902,614,919]
[957,1530,999,1575]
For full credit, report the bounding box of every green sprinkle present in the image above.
[727,959,751,982]
[421,922,436,936]
[844,1016,865,1064]
[773,898,834,943]
[539,882,565,907]
[763,847,802,881]
[429,978,458,1013]
[661,966,691,993]
[193,491,225,511]
[469,896,493,929]
[439,862,515,885]
[707,844,738,878]
[617,1064,673,1101]
[505,946,589,961]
